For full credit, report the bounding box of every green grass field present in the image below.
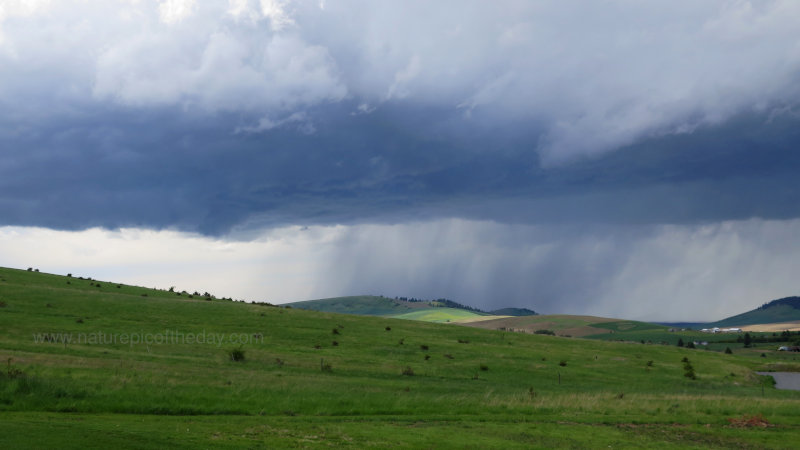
[2,267,800,448]
[390,308,485,323]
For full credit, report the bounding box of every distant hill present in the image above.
[285,296,426,316]
[705,296,800,328]
[284,295,494,323]
[490,307,537,316]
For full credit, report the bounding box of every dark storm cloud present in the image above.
[2,1,800,235]
[2,101,799,235]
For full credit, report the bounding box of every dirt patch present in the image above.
[726,414,771,428]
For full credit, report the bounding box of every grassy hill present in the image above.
[489,307,538,316]
[706,297,800,328]
[286,295,489,323]
[2,266,800,448]
[285,295,427,316]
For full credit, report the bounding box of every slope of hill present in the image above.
[707,296,800,328]
[285,295,426,316]
[285,295,491,323]
[389,308,485,323]
[2,266,800,448]
[460,314,665,338]
[489,307,537,316]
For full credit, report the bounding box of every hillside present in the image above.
[2,266,800,447]
[285,295,490,323]
[285,295,427,316]
[706,296,800,328]
[489,307,538,316]
[460,314,665,338]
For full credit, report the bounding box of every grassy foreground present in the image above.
[1,267,800,448]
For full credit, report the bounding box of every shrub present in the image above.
[682,357,696,379]
[458,339,470,344]
[398,338,404,345]
[534,329,555,335]
[646,360,654,367]
[677,338,684,347]
[27,268,32,271]
[385,326,391,331]
[402,366,415,376]
[332,341,339,346]
[332,328,340,335]
[169,286,175,292]
[0,301,6,308]
[321,362,333,372]
[725,347,733,354]
[479,364,489,371]
[75,318,84,324]
[444,354,454,359]
[420,344,429,351]
[67,273,72,277]
[228,347,245,362]
[559,360,567,367]
[274,358,284,367]
[424,355,430,360]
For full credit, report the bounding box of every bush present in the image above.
[682,357,696,380]
[385,326,391,331]
[332,328,340,335]
[725,347,733,354]
[480,364,489,371]
[321,362,333,372]
[420,345,429,351]
[457,339,470,344]
[424,355,430,360]
[402,366,415,376]
[75,318,84,324]
[559,360,567,367]
[332,341,339,346]
[228,347,246,362]
[534,329,555,335]
[0,301,6,308]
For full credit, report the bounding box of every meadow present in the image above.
[1,267,800,448]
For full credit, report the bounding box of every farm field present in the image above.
[2,267,800,448]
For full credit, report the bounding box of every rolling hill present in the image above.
[285,295,490,323]
[2,266,800,447]
[705,296,800,328]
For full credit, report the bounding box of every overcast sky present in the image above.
[2,0,799,321]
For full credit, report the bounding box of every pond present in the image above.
[757,372,800,391]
